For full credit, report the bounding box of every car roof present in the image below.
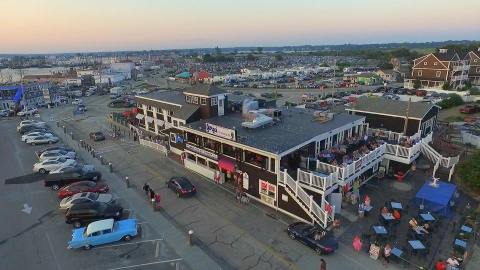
[86,218,114,235]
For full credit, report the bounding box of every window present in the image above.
[185,95,192,103]
[270,158,276,172]
[477,67,480,73]
[147,105,153,111]
[222,143,236,158]
[200,98,207,105]
[179,122,184,127]
[417,70,422,76]
[170,133,176,143]
[173,120,178,127]
[211,97,218,106]
[219,99,223,107]
[197,156,207,166]
[436,71,441,78]
[244,149,268,169]
[192,96,199,104]
[208,161,217,170]
[259,180,276,202]
[186,152,196,161]
[156,107,162,113]
[203,137,220,152]
[434,62,438,66]
[474,59,478,63]
[156,113,164,120]
[167,116,172,123]
[168,110,174,116]
[423,62,427,65]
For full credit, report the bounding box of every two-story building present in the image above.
[466,49,480,85]
[404,49,470,89]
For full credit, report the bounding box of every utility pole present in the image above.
[403,98,411,135]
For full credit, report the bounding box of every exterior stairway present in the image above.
[419,139,459,181]
[279,170,334,229]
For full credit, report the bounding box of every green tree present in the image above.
[214,46,221,55]
[413,79,421,89]
[470,87,480,95]
[442,83,450,90]
[458,151,480,189]
[379,62,394,70]
[257,47,263,54]
[246,53,256,61]
[437,93,464,109]
[274,53,284,61]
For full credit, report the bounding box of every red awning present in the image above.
[218,158,235,172]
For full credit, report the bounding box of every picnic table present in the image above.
[373,226,388,235]
[420,213,435,222]
[454,239,467,249]
[391,202,403,210]
[460,225,472,233]
[382,213,395,220]
[391,247,403,257]
[408,240,425,250]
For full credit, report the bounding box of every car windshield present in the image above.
[88,193,99,200]
[177,178,193,189]
[57,158,67,163]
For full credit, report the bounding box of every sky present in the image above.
[1,0,479,54]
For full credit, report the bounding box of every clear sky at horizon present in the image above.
[1,0,479,54]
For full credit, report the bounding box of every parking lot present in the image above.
[0,119,189,270]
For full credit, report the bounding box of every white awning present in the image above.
[156,120,165,126]
[136,114,144,120]
[146,116,154,123]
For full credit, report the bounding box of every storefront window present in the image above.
[270,158,276,172]
[197,156,207,167]
[156,113,164,120]
[222,143,236,158]
[259,180,276,204]
[187,132,200,145]
[186,153,196,161]
[208,161,217,170]
[244,149,268,169]
[204,138,220,152]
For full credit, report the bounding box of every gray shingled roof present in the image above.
[135,90,199,121]
[186,108,364,154]
[183,84,226,96]
[346,97,434,119]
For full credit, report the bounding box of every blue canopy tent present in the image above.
[414,180,457,217]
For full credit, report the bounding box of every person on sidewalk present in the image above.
[154,194,161,210]
[320,258,326,270]
[149,188,155,200]
[143,183,150,196]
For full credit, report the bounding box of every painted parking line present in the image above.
[45,232,62,270]
[94,238,165,249]
[105,258,183,270]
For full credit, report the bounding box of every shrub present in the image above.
[470,87,480,95]
[458,151,480,189]
[437,93,464,109]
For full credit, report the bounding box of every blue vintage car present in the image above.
[68,218,138,250]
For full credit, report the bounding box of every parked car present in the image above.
[17,107,38,116]
[60,192,114,210]
[50,164,96,174]
[18,125,48,135]
[44,169,102,190]
[26,135,59,145]
[416,90,427,97]
[65,202,123,228]
[68,218,138,250]
[36,146,74,157]
[89,131,105,141]
[72,98,83,105]
[0,109,11,117]
[166,177,196,197]
[39,150,76,161]
[58,181,109,199]
[22,132,55,142]
[287,222,338,255]
[460,104,480,114]
[18,120,45,128]
[33,158,77,174]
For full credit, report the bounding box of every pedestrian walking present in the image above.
[143,183,150,196]
[154,194,161,210]
[320,258,326,270]
[149,188,155,200]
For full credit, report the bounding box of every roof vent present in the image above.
[313,111,334,123]
[439,48,448,54]
[242,113,273,129]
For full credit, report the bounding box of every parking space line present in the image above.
[94,238,165,249]
[45,232,62,270]
[105,258,183,270]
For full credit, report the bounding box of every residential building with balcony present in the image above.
[404,49,470,89]
[466,49,480,85]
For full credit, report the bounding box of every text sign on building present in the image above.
[186,143,218,160]
[42,88,51,104]
[205,123,236,141]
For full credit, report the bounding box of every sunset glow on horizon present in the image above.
[1,0,479,54]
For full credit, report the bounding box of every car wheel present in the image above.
[83,244,91,250]
[315,247,323,255]
[73,221,82,228]
[123,235,131,241]
[51,185,60,191]
[289,232,296,240]
[39,168,46,174]
[31,142,36,146]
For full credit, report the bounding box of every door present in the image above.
[329,192,342,214]
[218,96,225,116]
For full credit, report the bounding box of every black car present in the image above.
[44,170,102,190]
[166,177,196,197]
[36,146,74,157]
[89,131,105,141]
[65,201,123,228]
[287,222,338,255]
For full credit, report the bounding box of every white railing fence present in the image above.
[139,138,168,154]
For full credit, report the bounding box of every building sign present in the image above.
[205,123,236,141]
[186,143,218,160]
[42,88,51,104]
[259,179,276,206]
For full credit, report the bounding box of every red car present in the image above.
[57,181,109,199]
[460,105,480,114]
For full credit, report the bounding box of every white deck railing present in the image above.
[297,169,336,192]
[139,138,168,154]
